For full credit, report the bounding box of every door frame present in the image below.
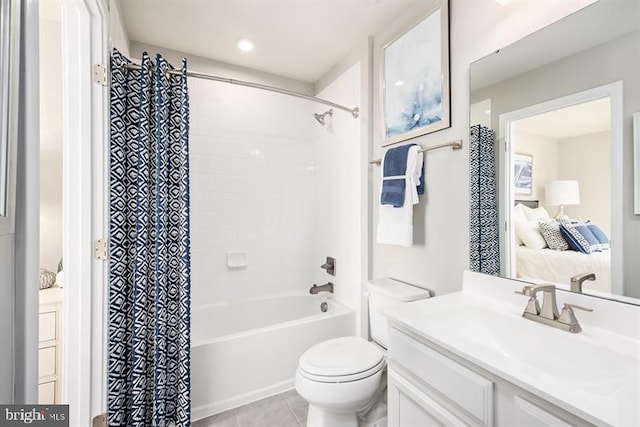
[497,82,623,294]
[61,0,108,424]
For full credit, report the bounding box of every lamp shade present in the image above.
[545,180,580,206]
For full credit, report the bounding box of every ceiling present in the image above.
[118,0,418,83]
[513,97,610,140]
[470,0,640,92]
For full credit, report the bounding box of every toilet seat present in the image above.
[298,336,385,383]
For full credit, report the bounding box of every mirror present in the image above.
[0,0,12,217]
[0,0,18,228]
[469,0,640,304]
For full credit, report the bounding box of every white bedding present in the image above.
[516,246,610,293]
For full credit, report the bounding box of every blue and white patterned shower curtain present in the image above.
[469,124,500,275]
[108,50,191,427]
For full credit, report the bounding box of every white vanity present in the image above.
[384,271,640,427]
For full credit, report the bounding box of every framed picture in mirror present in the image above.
[513,153,532,195]
[380,0,450,146]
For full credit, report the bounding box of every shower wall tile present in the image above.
[190,79,316,307]
[312,63,363,322]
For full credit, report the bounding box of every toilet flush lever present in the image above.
[320,256,336,276]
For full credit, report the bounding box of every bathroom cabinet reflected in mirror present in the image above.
[469,0,640,304]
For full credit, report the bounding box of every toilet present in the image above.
[295,279,431,427]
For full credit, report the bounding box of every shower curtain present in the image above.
[108,50,191,427]
[469,124,500,275]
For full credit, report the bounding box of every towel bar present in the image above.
[369,140,462,165]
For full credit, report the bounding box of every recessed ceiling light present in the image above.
[236,38,255,52]
[395,81,405,87]
[494,0,512,4]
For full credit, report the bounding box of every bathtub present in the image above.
[191,293,355,421]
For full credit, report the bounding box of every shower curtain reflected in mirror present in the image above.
[108,50,191,427]
[469,124,500,275]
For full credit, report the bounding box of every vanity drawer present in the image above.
[388,327,493,426]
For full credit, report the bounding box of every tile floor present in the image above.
[192,389,309,427]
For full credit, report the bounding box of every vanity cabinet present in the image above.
[38,287,63,404]
[387,326,593,427]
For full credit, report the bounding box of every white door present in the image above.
[61,0,109,425]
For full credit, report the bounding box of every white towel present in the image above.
[376,145,424,246]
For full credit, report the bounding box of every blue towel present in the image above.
[381,144,424,207]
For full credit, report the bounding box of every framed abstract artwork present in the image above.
[514,153,533,195]
[380,0,450,146]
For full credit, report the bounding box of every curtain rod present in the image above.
[121,62,360,119]
[370,140,463,165]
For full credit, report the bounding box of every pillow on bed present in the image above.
[559,223,601,254]
[587,224,610,251]
[513,204,528,246]
[516,220,548,249]
[538,220,569,251]
[521,205,550,222]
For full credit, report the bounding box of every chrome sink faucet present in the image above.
[570,272,596,293]
[516,284,593,333]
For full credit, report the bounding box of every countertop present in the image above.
[383,272,640,427]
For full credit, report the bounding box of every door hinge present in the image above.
[94,238,109,260]
[92,413,106,427]
[93,64,108,86]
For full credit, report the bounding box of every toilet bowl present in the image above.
[295,336,385,427]
[295,279,431,427]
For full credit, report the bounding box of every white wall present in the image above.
[110,0,130,56]
[470,99,491,129]
[559,131,610,233]
[513,129,610,234]
[370,0,593,296]
[313,62,363,324]
[188,77,316,306]
[39,1,63,272]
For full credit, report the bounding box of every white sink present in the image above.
[440,305,637,393]
[384,290,640,426]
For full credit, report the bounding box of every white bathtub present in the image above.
[191,293,355,421]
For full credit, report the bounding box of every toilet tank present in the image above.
[367,279,430,349]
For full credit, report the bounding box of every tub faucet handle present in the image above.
[320,256,336,276]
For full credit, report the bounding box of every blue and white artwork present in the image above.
[383,7,448,143]
[514,153,533,195]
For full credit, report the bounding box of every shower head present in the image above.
[314,109,333,126]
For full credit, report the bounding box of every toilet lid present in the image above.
[299,337,385,380]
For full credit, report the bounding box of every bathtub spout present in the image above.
[310,282,334,294]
